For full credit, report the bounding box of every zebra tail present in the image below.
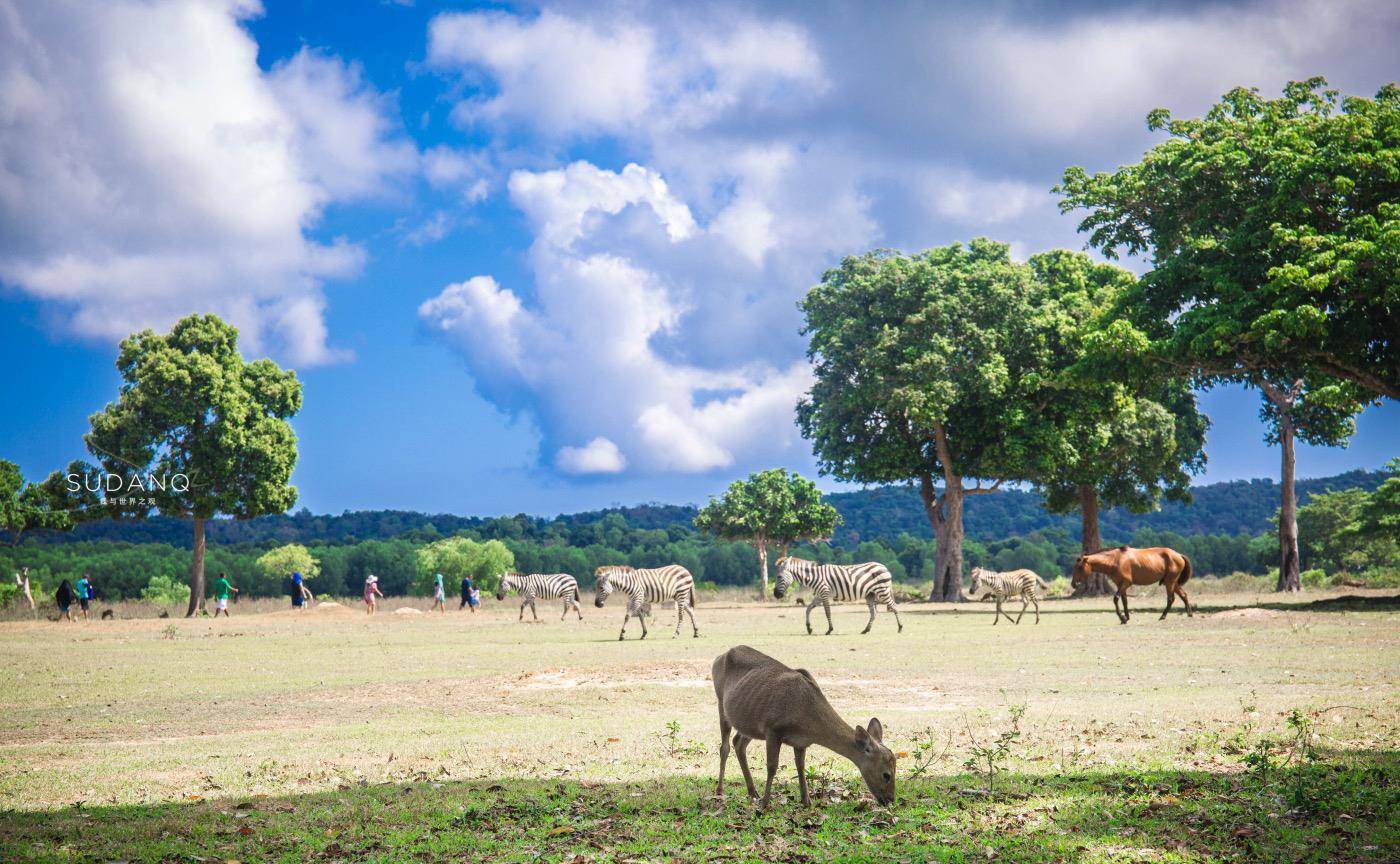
[1037,576,1052,594]
[688,586,697,607]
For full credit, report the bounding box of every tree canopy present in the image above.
[255,543,320,583]
[85,314,302,615]
[1027,251,1208,560]
[1057,78,1398,399]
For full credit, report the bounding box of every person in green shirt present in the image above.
[213,572,238,617]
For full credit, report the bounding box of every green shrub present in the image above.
[140,574,189,605]
[1043,576,1072,597]
[0,582,17,609]
[1300,568,1331,588]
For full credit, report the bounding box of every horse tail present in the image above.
[1179,555,1193,585]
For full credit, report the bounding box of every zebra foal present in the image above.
[496,571,584,622]
[773,556,903,635]
[968,567,1050,625]
[593,564,699,640]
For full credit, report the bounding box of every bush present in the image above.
[1042,576,1072,598]
[140,574,189,605]
[1300,568,1331,588]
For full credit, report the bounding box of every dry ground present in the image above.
[2,588,1396,809]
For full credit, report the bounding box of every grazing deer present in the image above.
[711,645,895,810]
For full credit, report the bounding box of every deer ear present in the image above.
[867,717,884,742]
[854,724,868,744]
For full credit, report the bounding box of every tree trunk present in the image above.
[920,473,965,602]
[186,517,206,617]
[1276,412,1302,592]
[1073,485,1114,597]
[756,538,769,600]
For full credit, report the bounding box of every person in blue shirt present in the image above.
[75,573,94,621]
[459,575,477,612]
[291,571,312,610]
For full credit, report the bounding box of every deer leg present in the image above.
[861,597,878,634]
[823,600,834,635]
[804,597,819,635]
[794,746,810,806]
[716,717,732,797]
[733,734,758,798]
[759,734,782,811]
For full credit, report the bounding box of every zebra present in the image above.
[593,565,699,640]
[772,556,902,635]
[968,567,1050,625]
[495,571,584,622]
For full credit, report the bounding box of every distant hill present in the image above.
[30,469,1385,549]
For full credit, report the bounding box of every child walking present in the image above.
[431,572,446,613]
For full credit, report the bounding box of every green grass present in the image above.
[2,588,1398,861]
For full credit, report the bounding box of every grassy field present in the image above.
[1,587,1397,862]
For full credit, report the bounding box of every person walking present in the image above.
[54,579,75,622]
[431,572,447,613]
[291,571,313,610]
[459,574,477,612]
[75,573,93,621]
[212,572,238,617]
[14,567,35,618]
[364,574,383,614]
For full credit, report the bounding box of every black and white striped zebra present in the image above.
[593,565,699,640]
[496,571,583,622]
[968,567,1050,625]
[773,557,902,635]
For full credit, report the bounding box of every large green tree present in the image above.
[694,468,840,596]
[256,543,320,584]
[1057,79,1390,591]
[1028,251,1208,594]
[798,241,1063,601]
[85,315,302,616]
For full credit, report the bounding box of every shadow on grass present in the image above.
[894,591,1400,621]
[3,754,1395,863]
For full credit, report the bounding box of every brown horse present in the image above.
[1071,546,1193,624]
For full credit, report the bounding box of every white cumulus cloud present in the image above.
[0,0,415,365]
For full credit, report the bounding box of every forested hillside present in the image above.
[2,470,1384,602]
[31,470,1382,549]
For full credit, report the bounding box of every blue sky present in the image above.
[1,0,1396,517]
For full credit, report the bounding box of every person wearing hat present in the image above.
[291,571,313,610]
[363,574,383,614]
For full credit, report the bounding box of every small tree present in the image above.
[85,314,302,616]
[694,468,839,596]
[256,543,320,585]
[415,537,514,596]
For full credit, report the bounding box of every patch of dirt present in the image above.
[1211,608,1282,620]
[393,607,423,615]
